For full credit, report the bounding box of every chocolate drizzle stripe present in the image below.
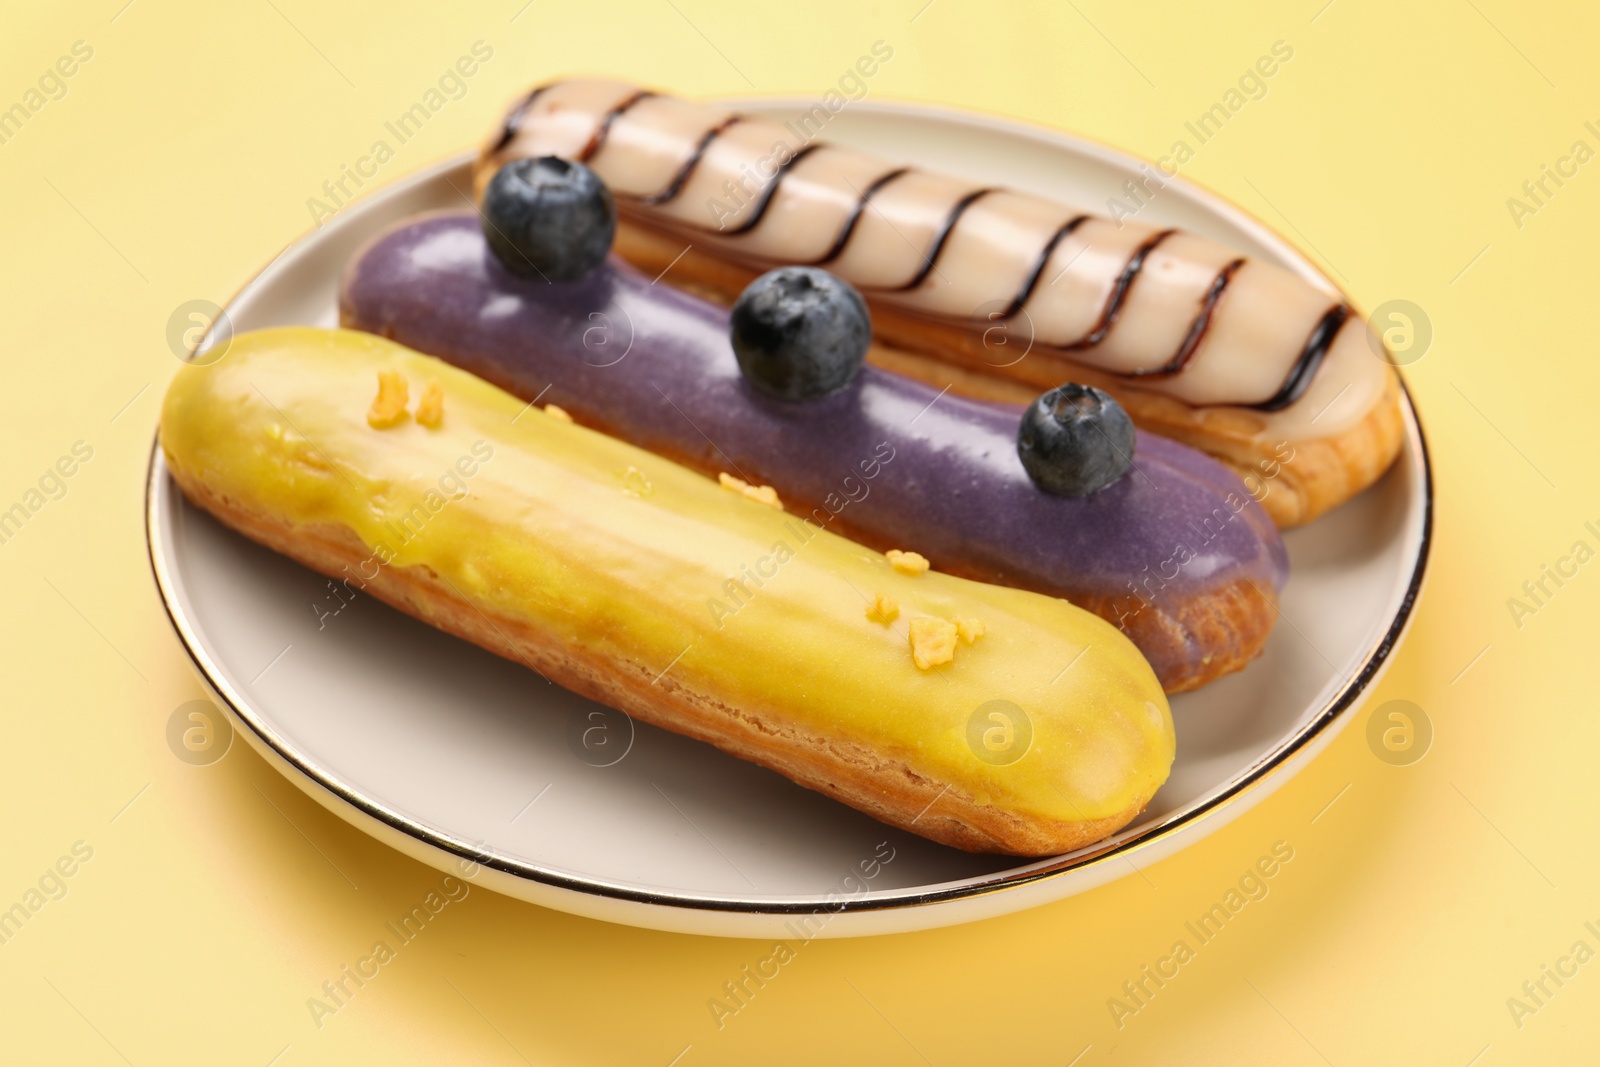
[1127,257,1246,379]
[1062,229,1177,350]
[634,115,745,206]
[489,84,553,155]
[577,89,657,162]
[721,143,825,236]
[1000,214,1090,319]
[1248,304,1351,412]
[891,187,999,292]
[809,166,911,265]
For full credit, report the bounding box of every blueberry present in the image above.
[481,157,616,281]
[730,267,871,400]
[1017,384,1135,496]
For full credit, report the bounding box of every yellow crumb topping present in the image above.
[718,472,783,511]
[865,592,899,624]
[618,465,654,497]
[415,378,444,427]
[956,617,986,644]
[367,371,409,429]
[886,549,930,575]
[544,403,573,423]
[908,617,959,670]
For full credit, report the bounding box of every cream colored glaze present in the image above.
[480,78,1390,440]
[598,95,733,195]
[160,327,1175,827]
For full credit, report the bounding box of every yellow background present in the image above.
[2,0,1595,1062]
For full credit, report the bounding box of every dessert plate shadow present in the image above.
[147,100,1431,938]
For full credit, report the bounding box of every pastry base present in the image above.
[168,458,1150,857]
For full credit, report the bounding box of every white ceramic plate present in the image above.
[147,100,1431,938]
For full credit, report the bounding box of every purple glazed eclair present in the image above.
[339,213,1288,692]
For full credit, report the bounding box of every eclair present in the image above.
[474,78,1406,527]
[160,326,1176,855]
[338,213,1289,694]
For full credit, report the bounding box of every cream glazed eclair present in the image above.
[338,212,1290,694]
[473,78,1406,527]
[160,327,1176,855]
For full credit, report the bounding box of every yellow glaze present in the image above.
[160,327,1174,825]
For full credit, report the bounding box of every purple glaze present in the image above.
[339,213,1289,681]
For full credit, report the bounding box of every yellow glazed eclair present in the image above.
[474,78,1406,527]
[160,327,1175,855]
